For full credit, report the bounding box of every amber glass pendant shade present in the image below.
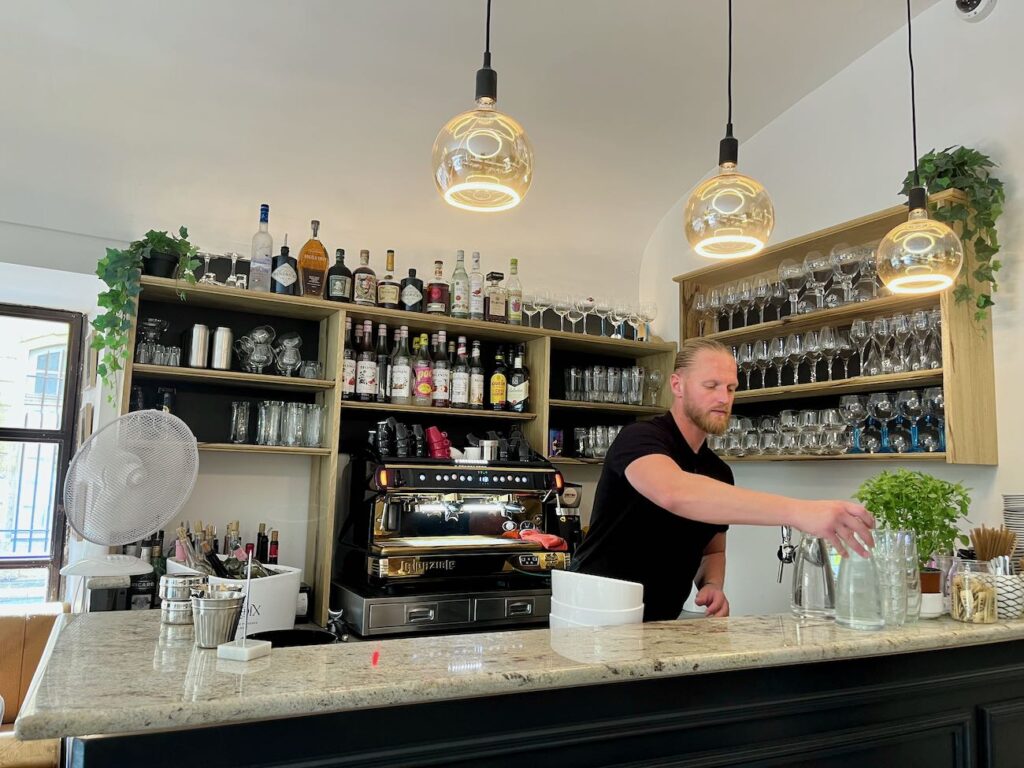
[876,189,963,294]
[685,161,774,259]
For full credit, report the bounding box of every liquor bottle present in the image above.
[374,323,391,404]
[469,340,485,410]
[413,333,433,406]
[468,251,485,321]
[426,260,451,315]
[255,523,269,563]
[326,249,354,303]
[377,250,400,309]
[268,530,279,565]
[390,326,413,405]
[353,250,377,306]
[249,203,274,293]
[271,234,298,296]
[451,336,470,409]
[447,341,456,366]
[400,268,424,312]
[387,327,401,398]
[508,349,529,412]
[342,317,356,401]
[484,272,507,323]
[298,220,329,298]
[489,348,508,411]
[507,258,523,326]
[450,250,470,319]
[356,320,378,402]
[432,330,450,408]
[202,540,232,579]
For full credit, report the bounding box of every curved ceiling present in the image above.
[0,0,936,294]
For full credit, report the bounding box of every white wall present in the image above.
[639,2,1018,615]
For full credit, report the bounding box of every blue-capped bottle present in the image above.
[249,203,274,292]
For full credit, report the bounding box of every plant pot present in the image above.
[143,251,179,278]
[920,568,942,594]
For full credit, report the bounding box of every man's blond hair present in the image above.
[674,337,732,372]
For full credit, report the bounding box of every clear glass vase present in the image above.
[791,535,836,620]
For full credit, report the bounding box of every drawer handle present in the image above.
[408,608,435,623]
[508,601,533,617]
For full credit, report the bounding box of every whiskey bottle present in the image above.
[450,250,470,319]
[342,316,356,401]
[353,250,377,306]
[507,258,523,326]
[268,530,279,565]
[451,336,470,408]
[484,272,507,323]
[374,323,391,404]
[508,350,529,412]
[298,220,329,298]
[390,326,413,405]
[249,203,274,293]
[426,260,451,315]
[431,330,450,408]
[271,234,298,296]
[469,340,485,410]
[468,251,485,321]
[356,320,378,402]
[326,249,353,303]
[377,250,401,309]
[489,348,508,410]
[413,333,433,406]
[400,268,424,312]
[255,523,269,563]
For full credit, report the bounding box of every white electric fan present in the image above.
[60,410,199,578]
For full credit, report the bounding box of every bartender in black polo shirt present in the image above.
[573,338,875,622]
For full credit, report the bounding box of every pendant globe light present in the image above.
[432,0,533,213]
[875,0,964,294]
[684,0,774,259]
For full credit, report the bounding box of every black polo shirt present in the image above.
[572,413,732,622]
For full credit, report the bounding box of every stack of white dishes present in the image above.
[550,570,644,628]
[1002,494,1024,566]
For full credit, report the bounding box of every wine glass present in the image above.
[854,253,879,302]
[753,339,770,388]
[927,309,943,369]
[197,252,219,284]
[593,295,612,336]
[768,337,787,388]
[627,305,644,340]
[639,300,658,341]
[849,319,870,377]
[867,392,897,452]
[918,388,943,452]
[707,288,723,334]
[839,394,868,453]
[737,279,753,327]
[722,283,740,331]
[566,296,586,334]
[803,251,831,312]
[693,291,708,336]
[803,330,822,384]
[532,291,553,329]
[552,294,572,332]
[576,295,596,335]
[522,294,539,328]
[896,390,924,452]
[890,313,912,373]
[737,342,755,390]
[870,317,892,374]
[224,252,242,288]
[644,368,664,406]
[785,333,804,386]
[836,329,855,379]
[610,302,630,339]
[829,242,862,304]
[778,260,806,317]
[768,281,788,321]
[752,276,771,324]
[909,309,930,370]
[818,326,838,381]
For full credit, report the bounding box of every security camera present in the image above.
[954,0,996,23]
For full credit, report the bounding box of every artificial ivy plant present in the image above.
[901,145,1005,321]
[92,227,199,394]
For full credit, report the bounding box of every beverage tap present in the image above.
[777,525,795,583]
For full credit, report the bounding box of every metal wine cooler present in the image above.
[332,452,575,637]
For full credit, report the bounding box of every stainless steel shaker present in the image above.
[187,324,210,368]
[211,327,233,370]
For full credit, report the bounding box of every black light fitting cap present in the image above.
[908,185,928,211]
[475,52,497,102]
[719,124,738,166]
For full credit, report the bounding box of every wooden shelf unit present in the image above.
[548,399,665,417]
[724,452,947,463]
[123,276,677,623]
[673,190,996,466]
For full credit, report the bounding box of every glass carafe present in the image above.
[791,535,836,620]
[835,549,884,630]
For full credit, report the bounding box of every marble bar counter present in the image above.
[17,611,1024,767]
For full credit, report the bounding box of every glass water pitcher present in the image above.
[791,535,836,620]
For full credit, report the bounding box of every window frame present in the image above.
[0,302,84,602]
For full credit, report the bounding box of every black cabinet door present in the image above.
[979,699,1024,768]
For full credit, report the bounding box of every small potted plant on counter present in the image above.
[854,469,971,593]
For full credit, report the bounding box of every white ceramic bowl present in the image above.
[551,570,643,611]
[550,597,644,626]
[919,592,944,619]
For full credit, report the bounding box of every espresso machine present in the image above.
[332,451,571,637]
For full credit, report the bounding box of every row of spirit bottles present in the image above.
[341,318,530,412]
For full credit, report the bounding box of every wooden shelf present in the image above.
[545,331,676,359]
[139,276,338,320]
[548,456,604,466]
[132,364,334,392]
[725,452,947,463]
[339,401,537,420]
[732,370,943,405]
[705,294,938,346]
[548,399,665,416]
[198,443,332,456]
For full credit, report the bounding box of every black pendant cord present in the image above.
[719,0,738,165]
[907,0,920,188]
[475,0,497,101]
[727,0,733,136]
[484,0,492,68]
